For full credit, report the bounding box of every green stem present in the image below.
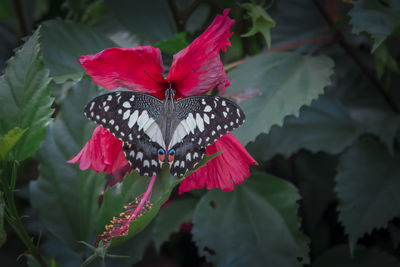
[0,162,48,267]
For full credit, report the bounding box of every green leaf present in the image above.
[154,32,189,54]
[105,0,177,43]
[268,0,329,53]
[374,44,399,78]
[294,151,338,257]
[29,78,105,252]
[40,20,116,83]
[241,3,276,49]
[153,198,197,251]
[335,137,400,254]
[107,152,220,249]
[247,95,361,161]
[0,127,27,161]
[312,245,400,267]
[227,52,334,146]
[104,222,154,267]
[0,191,6,248]
[192,174,310,266]
[0,28,53,161]
[349,0,400,52]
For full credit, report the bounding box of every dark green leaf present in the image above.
[335,137,400,254]
[247,95,361,161]
[0,28,53,161]
[349,0,400,52]
[241,3,276,49]
[295,151,338,257]
[192,174,309,266]
[388,223,400,249]
[105,0,177,43]
[269,0,329,53]
[40,20,116,83]
[0,127,27,161]
[154,32,189,54]
[104,222,154,267]
[374,44,399,79]
[312,245,400,267]
[29,78,105,252]
[153,198,197,251]
[227,52,334,145]
[0,191,6,248]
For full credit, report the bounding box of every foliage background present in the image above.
[0,0,400,266]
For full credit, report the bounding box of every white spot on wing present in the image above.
[186,153,191,161]
[123,110,130,120]
[196,113,204,132]
[180,161,185,168]
[123,101,131,108]
[174,160,180,168]
[107,95,112,101]
[203,114,210,124]
[204,105,212,112]
[136,152,143,160]
[110,119,114,125]
[194,152,198,159]
[143,160,150,167]
[223,111,227,118]
[151,160,158,166]
[104,106,109,112]
[128,110,139,128]
[137,111,149,131]
[222,100,226,106]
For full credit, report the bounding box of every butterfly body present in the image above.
[84,89,245,177]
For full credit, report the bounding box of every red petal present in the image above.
[67,126,129,174]
[179,133,257,194]
[166,9,234,97]
[79,46,166,98]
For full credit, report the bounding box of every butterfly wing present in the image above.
[84,91,164,176]
[169,143,205,177]
[169,95,245,149]
[167,95,245,177]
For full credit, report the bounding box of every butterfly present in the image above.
[84,89,245,177]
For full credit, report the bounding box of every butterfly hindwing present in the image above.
[122,137,161,177]
[168,95,245,149]
[170,142,206,177]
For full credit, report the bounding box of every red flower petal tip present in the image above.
[179,133,257,194]
[167,9,235,97]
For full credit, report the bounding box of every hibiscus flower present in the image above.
[68,9,257,194]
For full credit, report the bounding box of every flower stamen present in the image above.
[96,175,156,246]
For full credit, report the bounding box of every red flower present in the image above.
[68,9,257,193]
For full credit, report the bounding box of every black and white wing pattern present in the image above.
[169,95,245,150]
[84,91,164,176]
[169,142,206,177]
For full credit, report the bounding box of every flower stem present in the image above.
[0,161,48,267]
[120,175,156,234]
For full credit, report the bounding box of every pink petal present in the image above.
[79,46,167,98]
[166,9,234,97]
[67,126,129,174]
[179,133,257,194]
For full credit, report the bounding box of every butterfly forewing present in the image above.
[84,91,164,176]
[170,95,245,149]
